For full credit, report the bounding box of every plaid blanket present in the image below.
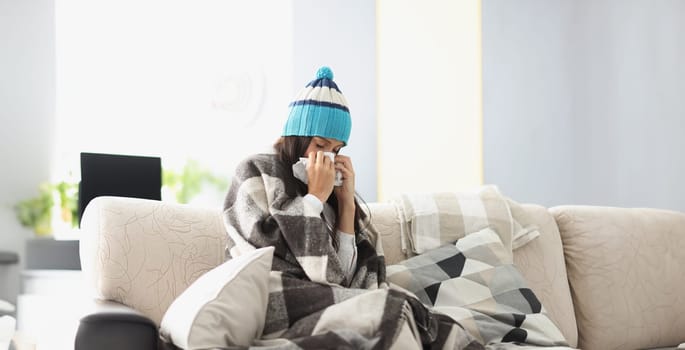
[223,154,483,349]
[393,186,540,256]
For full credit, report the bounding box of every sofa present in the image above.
[74,195,685,350]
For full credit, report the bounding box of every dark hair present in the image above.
[273,136,370,248]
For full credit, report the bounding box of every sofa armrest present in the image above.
[551,205,685,350]
[79,196,228,325]
[75,300,158,350]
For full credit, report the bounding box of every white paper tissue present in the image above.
[292,151,343,187]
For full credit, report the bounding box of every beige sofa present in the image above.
[76,196,685,350]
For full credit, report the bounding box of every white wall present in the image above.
[54,0,295,192]
[293,0,377,202]
[377,0,483,201]
[483,0,685,210]
[0,0,56,304]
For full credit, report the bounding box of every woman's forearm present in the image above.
[337,202,356,234]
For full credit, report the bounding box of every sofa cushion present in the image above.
[552,206,685,350]
[160,246,274,348]
[513,204,578,348]
[386,228,567,346]
[368,202,410,265]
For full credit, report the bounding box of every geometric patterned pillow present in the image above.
[386,228,568,347]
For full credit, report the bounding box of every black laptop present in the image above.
[78,152,162,225]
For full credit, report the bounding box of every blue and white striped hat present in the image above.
[282,66,351,144]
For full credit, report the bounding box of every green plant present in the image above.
[162,159,229,204]
[13,181,78,236]
[55,181,79,227]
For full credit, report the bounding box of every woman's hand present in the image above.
[306,151,336,203]
[334,155,356,234]
[333,155,356,207]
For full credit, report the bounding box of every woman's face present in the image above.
[303,136,344,158]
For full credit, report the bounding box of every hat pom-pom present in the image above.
[316,66,334,80]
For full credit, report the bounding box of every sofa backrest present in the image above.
[80,196,227,326]
[512,204,578,348]
[367,201,578,348]
[552,205,685,350]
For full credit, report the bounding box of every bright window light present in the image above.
[54,0,294,205]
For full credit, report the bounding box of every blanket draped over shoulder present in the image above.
[223,154,482,350]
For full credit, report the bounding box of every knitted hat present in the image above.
[282,66,351,144]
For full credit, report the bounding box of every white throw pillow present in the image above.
[160,246,274,349]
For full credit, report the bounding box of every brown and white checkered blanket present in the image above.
[222,154,483,350]
[393,186,540,257]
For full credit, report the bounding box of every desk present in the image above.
[24,239,80,270]
[0,251,19,265]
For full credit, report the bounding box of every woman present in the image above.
[222,67,478,349]
[224,66,383,289]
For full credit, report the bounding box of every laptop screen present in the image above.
[78,152,162,225]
